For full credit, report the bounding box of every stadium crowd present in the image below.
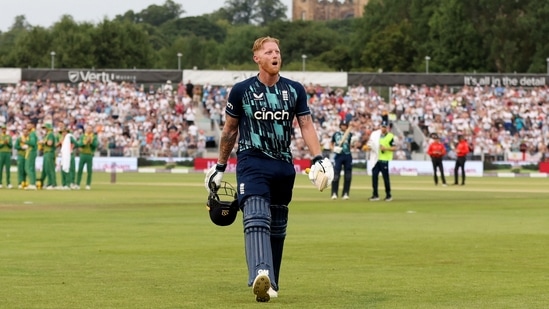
[290,82,549,162]
[0,79,548,163]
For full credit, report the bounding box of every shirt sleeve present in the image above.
[226,82,244,118]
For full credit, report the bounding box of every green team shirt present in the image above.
[43,131,57,153]
[78,134,98,155]
[27,131,38,153]
[0,132,12,153]
[56,132,64,151]
[15,136,27,156]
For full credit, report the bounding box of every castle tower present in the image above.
[292,0,369,21]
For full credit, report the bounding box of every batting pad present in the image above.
[243,196,275,288]
[270,205,288,289]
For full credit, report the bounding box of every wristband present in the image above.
[311,155,323,165]
[216,163,227,172]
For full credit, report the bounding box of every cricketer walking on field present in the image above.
[14,127,29,189]
[205,36,333,303]
[76,126,98,190]
[0,124,13,189]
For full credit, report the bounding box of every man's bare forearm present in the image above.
[298,114,322,156]
[218,131,238,164]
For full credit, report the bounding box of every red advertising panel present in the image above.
[539,162,549,173]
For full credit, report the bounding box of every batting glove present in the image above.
[205,163,227,193]
[308,156,334,191]
[333,146,342,154]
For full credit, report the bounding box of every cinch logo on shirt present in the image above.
[253,107,290,120]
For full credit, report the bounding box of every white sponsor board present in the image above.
[506,151,542,162]
[0,68,22,84]
[27,157,481,175]
[182,70,348,87]
[366,160,484,176]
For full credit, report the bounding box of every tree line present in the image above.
[1,0,548,74]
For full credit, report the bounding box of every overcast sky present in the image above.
[0,0,293,32]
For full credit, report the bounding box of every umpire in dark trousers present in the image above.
[370,120,396,202]
[454,134,470,185]
[427,133,447,186]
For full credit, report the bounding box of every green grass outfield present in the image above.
[1,173,548,309]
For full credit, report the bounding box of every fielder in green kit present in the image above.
[41,123,58,189]
[0,124,13,189]
[25,122,38,190]
[76,126,98,190]
[14,127,29,189]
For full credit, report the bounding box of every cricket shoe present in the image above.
[25,185,37,190]
[369,196,380,201]
[342,194,349,200]
[331,194,337,200]
[252,271,271,302]
[7,184,13,189]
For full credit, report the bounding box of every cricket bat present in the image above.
[305,168,329,192]
[338,124,352,147]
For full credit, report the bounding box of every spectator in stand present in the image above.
[185,80,194,99]
[427,133,447,186]
[184,105,196,126]
[192,84,202,106]
[454,135,470,185]
[177,81,186,99]
[209,103,221,131]
[320,132,332,158]
[394,148,407,160]
[2,80,549,163]
[163,80,173,93]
